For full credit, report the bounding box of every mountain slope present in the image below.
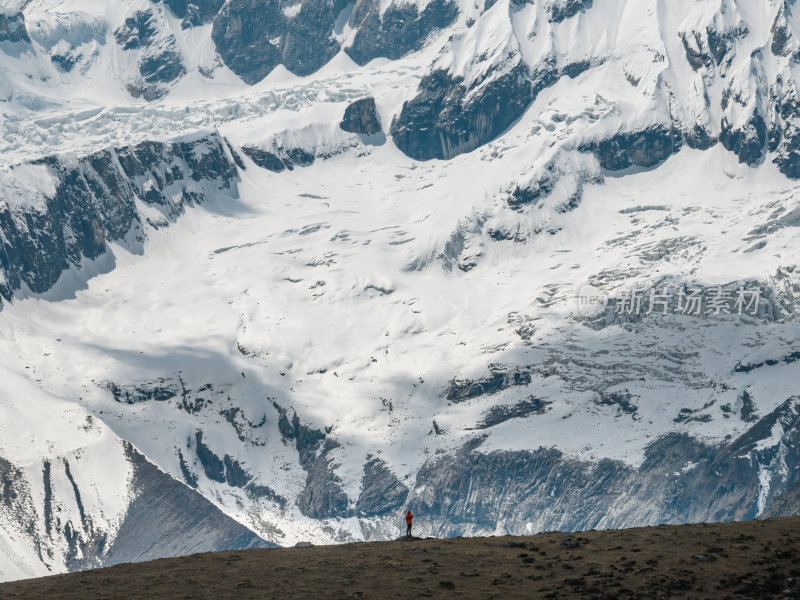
[0,0,800,581]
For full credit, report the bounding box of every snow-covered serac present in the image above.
[2,0,800,582]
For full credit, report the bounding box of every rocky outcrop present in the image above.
[211,0,347,84]
[340,97,382,135]
[163,0,226,28]
[0,132,239,304]
[763,477,800,517]
[194,431,226,483]
[114,9,186,100]
[392,61,553,160]
[355,458,409,516]
[241,145,316,172]
[188,429,286,505]
[716,48,768,166]
[0,11,31,45]
[410,397,800,537]
[771,3,796,59]
[680,28,745,71]
[720,113,768,166]
[506,180,553,209]
[770,70,800,178]
[276,408,349,519]
[114,11,157,51]
[678,3,748,72]
[546,0,593,23]
[505,150,602,213]
[0,456,41,570]
[103,379,179,404]
[684,123,717,150]
[101,443,274,567]
[446,365,532,403]
[579,125,682,171]
[135,49,185,98]
[1,442,271,578]
[345,0,458,66]
[241,147,288,172]
[471,397,552,429]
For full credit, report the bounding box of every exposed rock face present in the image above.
[194,431,226,483]
[136,49,185,97]
[446,365,532,403]
[391,62,550,160]
[241,147,288,172]
[241,145,316,172]
[104,379,179,404]
[114,9,186,99]
[49,49,85,73]
[114,11,157,50]
[210,0,458,81]
[680,22,748,71]
[579,125,683,171]
[546,0,593,23]
[355,458,409,516]
[712,39,767,167]
[770,3,799,60]
[189,429,286,505]
[0,456,41,569]
[472,397,552,429]
[506,179,553,210]
[684,123,717,150]
[345,0,458,66]
[0,132,238,304]
[209,0,281,84]
[163,0,226,28]
[770,68,800,178]
[276,408,349,519]
[763,477,800,517]
[100,444,274,567]
[720,111,768,166]
[340,97,382,135]
[211,0,347,84]
[0,443,271,577]
[0,11,31,44]
[505,150,602,214]
[410,397,800,536]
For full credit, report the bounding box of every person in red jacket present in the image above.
[405,510,414,538]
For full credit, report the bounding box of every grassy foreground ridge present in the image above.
[1,516,799,599]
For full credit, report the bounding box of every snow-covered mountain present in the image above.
[2,0,800,582]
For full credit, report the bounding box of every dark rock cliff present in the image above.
[405,398,800,536]
[345,0,458,66]
[276,407,350,519]
[114,9,186,100]
[391,61,550,160]
[0,132,239,304]
[164,0,226,28]
[211,0,348,84]
[98,443,274,567]
[579,125,683,171]
[340,97,382,135]
[0,11,31,45]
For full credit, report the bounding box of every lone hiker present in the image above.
[405,510,414,538]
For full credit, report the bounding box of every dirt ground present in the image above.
[1,516,799,599]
